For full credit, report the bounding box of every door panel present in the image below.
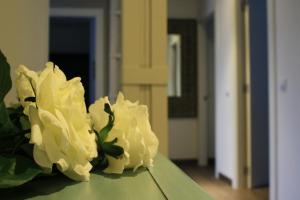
[121,0,168,155]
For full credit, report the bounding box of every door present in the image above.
[206,16,215,165]
[249,0,269,188]
[244,0,269,188]
[121,0,168,155]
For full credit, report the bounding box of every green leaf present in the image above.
[6,106,27,131]
[96,156,109,171]
[104,103,113,115]
[0,101,16,138]
[0,50,12,102]
[0,101,8,125]
[0,104,30,155]
[98,104,115,142]
[0,51,20,151]
[91,150,109,170]
[99,156,109,170]
[98,122,113,142]
[105,137,118,145]
[102,142,124,159]
[0,155,42,188]
[20,143,34,158]
[93,103,125,170]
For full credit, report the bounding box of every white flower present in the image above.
[15,63,97,181]
[89,92,159,174]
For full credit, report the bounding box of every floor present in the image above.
[174,161,269,200]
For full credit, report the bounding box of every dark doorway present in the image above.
[49,17,95,106]
[205,15,215,168]
[247,0,269,188]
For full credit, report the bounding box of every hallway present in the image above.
[175,161,269,200]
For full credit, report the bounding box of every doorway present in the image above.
[204,0,269,190]
[205,16,215,167]
[243,0,270,189]
[50,17,93,105]
[49,8,105,106]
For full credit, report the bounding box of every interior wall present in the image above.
[215,0,242,187]
[169,119,198,159]
[168,0,200,160]
[0,0,49,104]
[168,0,199,19]
[268,0,300,199]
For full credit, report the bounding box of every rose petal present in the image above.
[28,106,43,146]
[33,146,52,172]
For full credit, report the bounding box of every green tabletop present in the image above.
[0,154,213,200]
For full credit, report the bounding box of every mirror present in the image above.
[168,34,182,97]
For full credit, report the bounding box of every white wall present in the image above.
[0,0,49,104]
[268,0,300,199]
[169,119,198,159]
[168,0,200,160]
[215,0,241,188]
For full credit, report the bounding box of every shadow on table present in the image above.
[0,167,149,199]
[92,167,147,179]
[0,175,77,200]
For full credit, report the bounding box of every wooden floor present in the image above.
[174,161,269,200]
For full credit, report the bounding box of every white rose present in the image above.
[89,92,159,174]
[15,63,97,181]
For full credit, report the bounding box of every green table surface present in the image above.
[0,154,213,200]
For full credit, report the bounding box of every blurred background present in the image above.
[1,0,299,199]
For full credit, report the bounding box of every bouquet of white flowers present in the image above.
[0,50,158,188]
